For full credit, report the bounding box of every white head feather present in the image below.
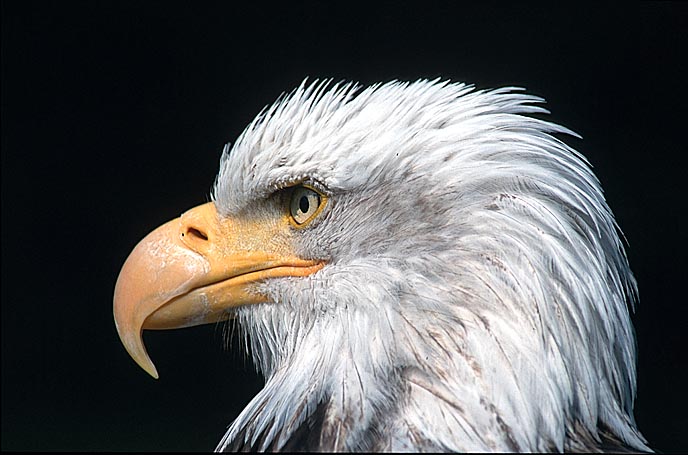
[211,79,648,452]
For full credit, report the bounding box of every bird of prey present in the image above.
[114,79,650,452]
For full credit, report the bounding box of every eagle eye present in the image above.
[289,186,325,227]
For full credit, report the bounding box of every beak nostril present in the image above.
[186,227,209,241]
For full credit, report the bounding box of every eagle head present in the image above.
[114,80,649,452]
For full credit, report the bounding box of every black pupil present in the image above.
[299,195,310,213]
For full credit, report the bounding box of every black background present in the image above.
[2,2,687,452]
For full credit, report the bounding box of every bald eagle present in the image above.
[114,80,650,452]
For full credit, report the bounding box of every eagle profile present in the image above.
[114,79,650,452]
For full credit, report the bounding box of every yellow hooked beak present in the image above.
[113,202,324,378]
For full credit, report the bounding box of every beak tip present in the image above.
[131,345,160,379]
[145,365,160,380]
[117,325,161,379]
